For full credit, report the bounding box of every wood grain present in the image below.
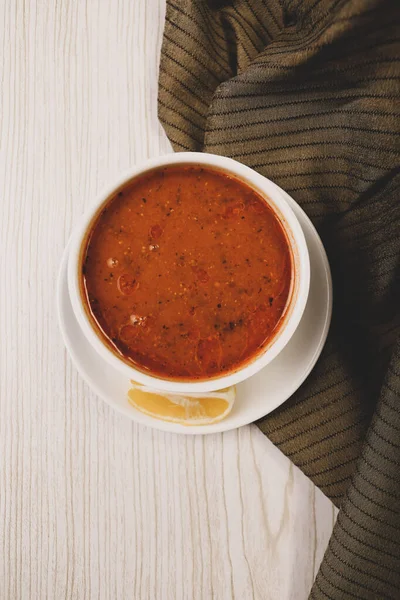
[0,1,336,598]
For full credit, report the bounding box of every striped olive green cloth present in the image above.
[158,0,400,597]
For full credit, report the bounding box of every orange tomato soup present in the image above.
[81,165,293,379]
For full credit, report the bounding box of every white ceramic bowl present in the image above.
[68,152,310,393]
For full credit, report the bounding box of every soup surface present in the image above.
[82,165,293,379]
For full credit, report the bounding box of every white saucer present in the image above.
[57,189,332,435]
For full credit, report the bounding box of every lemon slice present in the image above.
[127,381,235,426]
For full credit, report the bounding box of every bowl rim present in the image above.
[67,152,310,393]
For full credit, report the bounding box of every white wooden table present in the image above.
[0,1,336,598]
